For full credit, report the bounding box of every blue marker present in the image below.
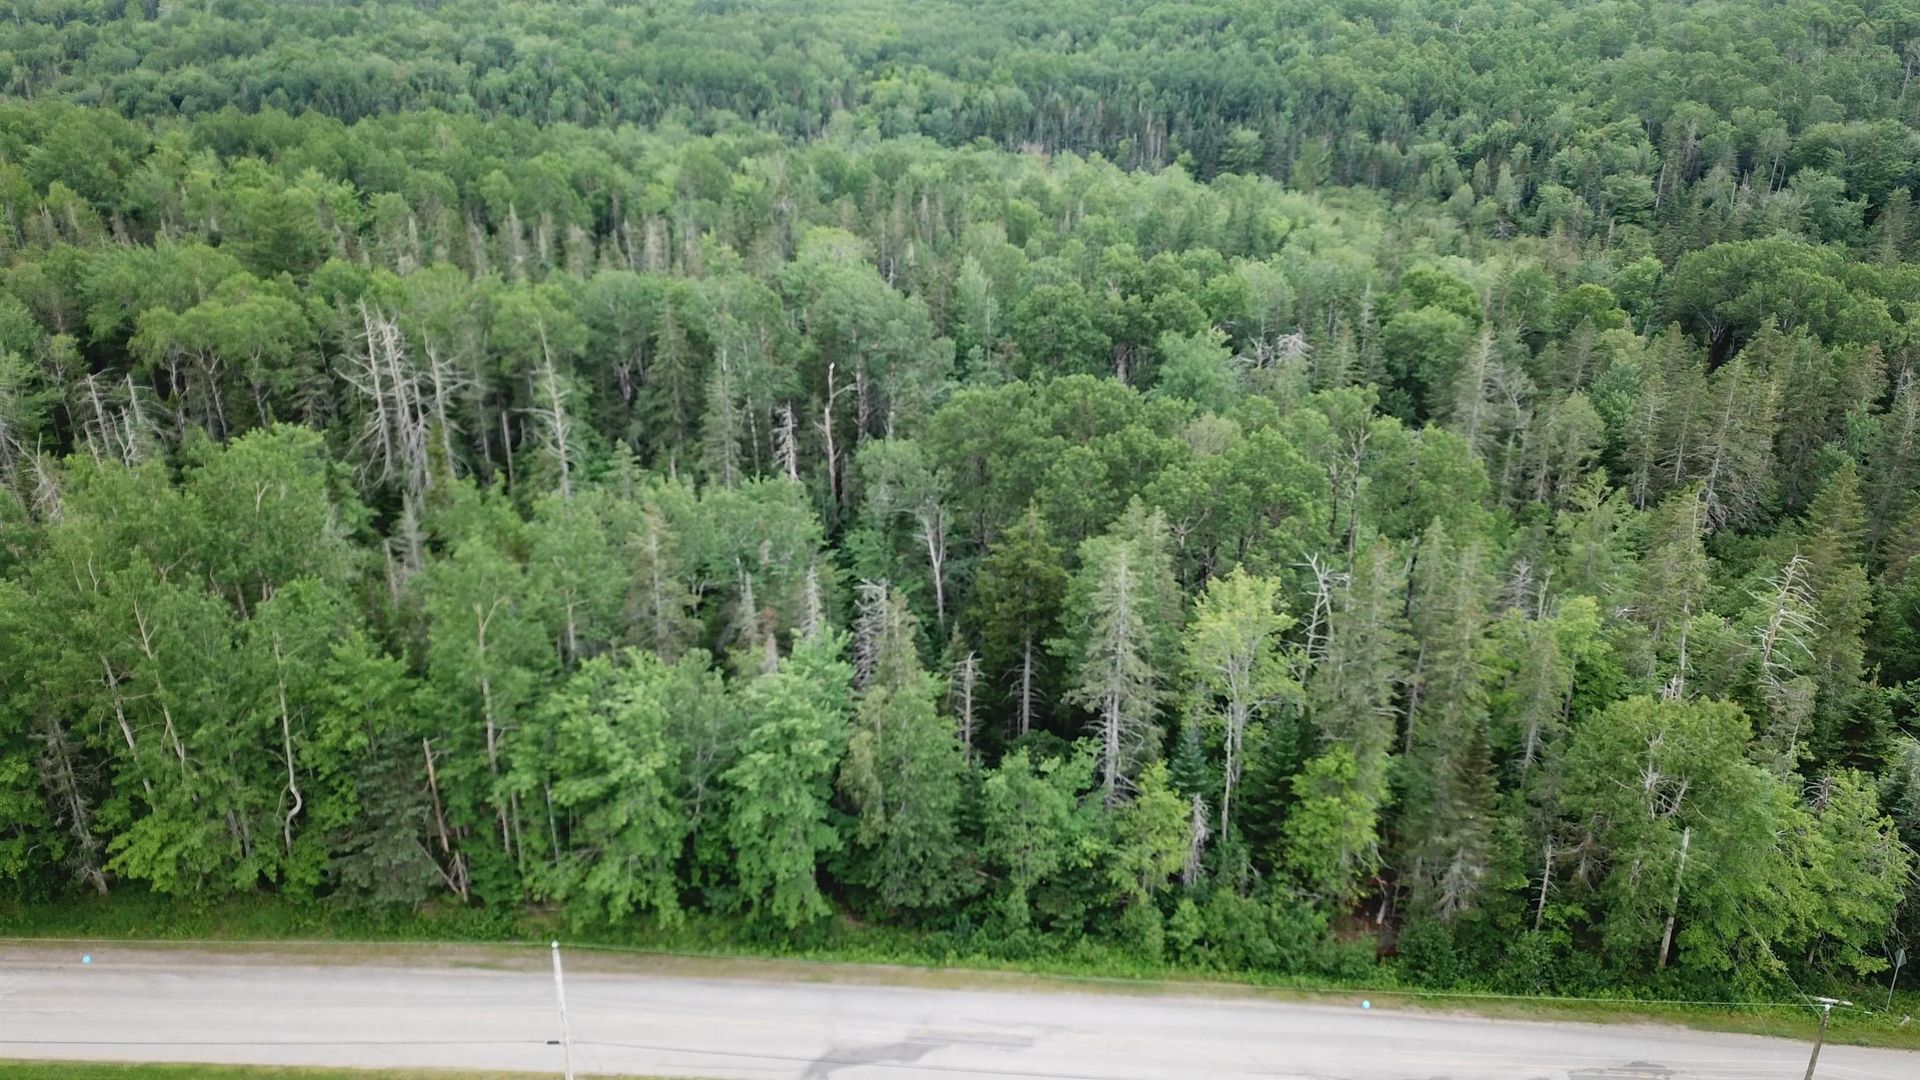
[1361,999,1370,1010]
[82,955,91,965]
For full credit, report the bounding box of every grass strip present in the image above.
[0,1065,674,1080]
[7,895,1919,1052]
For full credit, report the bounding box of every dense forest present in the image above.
[3,0,1920,1001]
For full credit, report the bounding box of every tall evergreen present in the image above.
[969,505,1068,739]
[1056,502,1182,802]
[1801,465,1878,766]
[839,586,970,911]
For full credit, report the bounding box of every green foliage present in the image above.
[1283,747,1384,908]
[1395,919,1463,989]
[0,0,1918,1009]
[1105,762,1189,905]
[840,587,971,913]
[1056,502,1183,799]
[1179,568,1299,856]
[979,747,1097,932]
[1380,306,1473,420]
[1167,888,1330,975]
[1151,329,1239,415]
[723,639,851,929]
[1553,695,1904,985]
[967,504,1068,741]
[526,652,701,927]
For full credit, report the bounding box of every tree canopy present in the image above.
[2,0,1920,1002]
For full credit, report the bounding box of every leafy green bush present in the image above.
[1394,919,1462,989]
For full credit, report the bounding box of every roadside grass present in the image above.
[6,893,1919,1052]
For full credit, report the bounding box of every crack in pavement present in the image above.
[802,1033,949,1078]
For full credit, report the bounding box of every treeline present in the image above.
[0,0,1918,1001]
[9,0,1920,248]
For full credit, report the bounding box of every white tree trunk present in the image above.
[1656,825,1691,970]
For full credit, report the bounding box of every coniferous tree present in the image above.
[1552,471,1636,605]
[645,304,701,471]
[1866,368,1919,552]
[1683,356,1778,531]
[1630,487,1713,694]
[839,586,970,911]
[1286,539,1410,907]
[624,501,701,660]
[1801,465,1878,767]
[1307,538,1410,791]
[1401,526,1498,920]
[1056,502,1182,802]
[1741,554,1819,770]
[313,634,444,907]
[1493,595,1603,772]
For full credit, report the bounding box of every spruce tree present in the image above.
[969,505,1068,738]
[1802,465,1878,767]
[839,587,970,911]
[1401,525,1497,920]
[1631,487,1713,694]
[1055,502,1182,802]
[1307,538,1409,791]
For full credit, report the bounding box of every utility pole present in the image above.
[1803,996,1850,1080]
[551,941,576,1080]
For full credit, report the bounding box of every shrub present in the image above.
[1395,918,1462,989]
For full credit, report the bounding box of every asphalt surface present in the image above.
[1,944,1916,1079]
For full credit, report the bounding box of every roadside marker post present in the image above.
[1888,947,1906,1012]
[551,940,576,1080]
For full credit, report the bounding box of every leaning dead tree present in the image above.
[344,302,432,501]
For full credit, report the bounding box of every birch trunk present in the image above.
[1656,825,1691,970]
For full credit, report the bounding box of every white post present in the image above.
[551,941,575,1080]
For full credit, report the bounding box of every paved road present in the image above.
[1,944,1915,1079]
